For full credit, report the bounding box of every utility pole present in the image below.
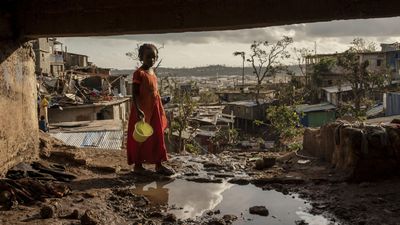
[314,41,317,55]
[242,53,245,86]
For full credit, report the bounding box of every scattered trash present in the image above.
[297,159,311,164]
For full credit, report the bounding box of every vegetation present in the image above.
[199,91,219,104]
[209,127,239,151]
[309,57,336,103]
[266,104,302,147]
[336,38,389,119]
[236,36,293,104]
[170,90,198,152]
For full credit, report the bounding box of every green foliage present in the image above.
[185,143,201,155]
[241,36,293,103]
[337,98,374,121]
[253,120,265,126]
[287,142,302,152]
[170,90,198,152]
[336,38,389,119]
[199,91,219,104]
[209,128,239,151]
[267,105,302,145]
[312,57,336,86]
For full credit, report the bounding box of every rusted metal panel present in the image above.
[50,131,123,150]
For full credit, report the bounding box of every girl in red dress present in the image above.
[127,43,174,175]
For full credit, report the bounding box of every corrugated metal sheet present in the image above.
[366,104,384,117]
[296,103,336,113]
[386,92,400,116]
[50,131,123,150]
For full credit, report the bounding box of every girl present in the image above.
[127,43,174,176]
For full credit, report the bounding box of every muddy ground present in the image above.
[1,136,400,225]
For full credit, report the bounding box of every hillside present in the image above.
[111,64,303,77]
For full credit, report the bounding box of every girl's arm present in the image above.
[132,83,145,120]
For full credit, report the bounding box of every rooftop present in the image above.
[225,100,271,107]
[322,85,353,94]
[296,103,336,113]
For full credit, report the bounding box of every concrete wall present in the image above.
[48,106,99,123]
[0,41,39,176]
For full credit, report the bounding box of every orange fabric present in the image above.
[127,68,168,165]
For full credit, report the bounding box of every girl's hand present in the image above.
[138,109,145,120]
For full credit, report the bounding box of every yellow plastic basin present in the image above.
[133,120,153,143]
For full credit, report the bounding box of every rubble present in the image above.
[81,209,101,225]
[303,121,400,180]
[0,178,70,210]
[249,206,269,216]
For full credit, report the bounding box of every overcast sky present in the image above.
[58,16,400,69]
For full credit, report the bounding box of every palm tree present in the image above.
[233,51,245,87]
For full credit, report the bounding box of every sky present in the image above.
[57,16,400,69]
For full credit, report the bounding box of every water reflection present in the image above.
[131,179,337,224]
[133,179,233,219]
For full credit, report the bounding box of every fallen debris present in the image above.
[249,206,269,216]
[0,178,70,210]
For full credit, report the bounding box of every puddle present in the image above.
[131,179,338,224]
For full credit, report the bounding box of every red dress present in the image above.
[127,68,168,165]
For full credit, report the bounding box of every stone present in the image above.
[295,220,308,225]
[207,218,226,225]
[40,204,57,219]
[81,209,100,225]
[249,206,269,216]
[186,177,223,183]
[149,211,164,218]
[61,209,80,220]
[391,119,400,124]
[0,191,11,204]
[262,157,276,169]
[255,159,264,170]
[163,213,177,223]
[222,214,238,223]
[228,178,250,185]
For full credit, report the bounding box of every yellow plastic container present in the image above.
[133,120,154,143]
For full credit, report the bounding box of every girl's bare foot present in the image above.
[155,163,175,176]
[133,164,150,174]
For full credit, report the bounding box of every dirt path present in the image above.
[1,145,400,225]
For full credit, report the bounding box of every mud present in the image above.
[1,142,400,225]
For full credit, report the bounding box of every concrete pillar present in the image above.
[0,40,39,176]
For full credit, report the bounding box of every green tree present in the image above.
[293,47,314,86]
[309,57,336,102]
[199,91,219,104]
[267,105,301,147]
[244,36,293,104]
[170,89,198,152]
[209,127,239,152]
[336,38,388,118]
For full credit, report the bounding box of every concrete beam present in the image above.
[1,0,400,38]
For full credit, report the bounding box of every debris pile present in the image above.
[303,119,400,180]
[0,161,76,210]
[37,71,126,107]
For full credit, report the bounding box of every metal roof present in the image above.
[226,100,269,107]
[322,85,352,93]
[50,130,123,150]
[366,104,384,117]
[296,103,336,113]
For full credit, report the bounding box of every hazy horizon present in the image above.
[58,16,400,69]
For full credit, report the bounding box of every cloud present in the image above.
[58,16,400,68]
[94,16,400,45]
